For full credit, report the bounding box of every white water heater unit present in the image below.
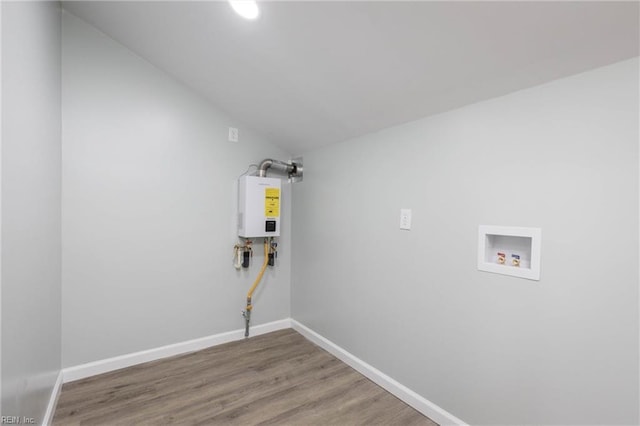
[238,176,281,238]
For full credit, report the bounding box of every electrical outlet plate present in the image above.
[228,127,239,142]
[400,209,411,230]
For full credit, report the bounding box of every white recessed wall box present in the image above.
[238,176,281,238]
[478,225,541,280]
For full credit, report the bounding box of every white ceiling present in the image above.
[62,1,639,155]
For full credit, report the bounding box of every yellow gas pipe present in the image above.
[243,239,269,337]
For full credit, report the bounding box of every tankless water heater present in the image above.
[238,176,281,238]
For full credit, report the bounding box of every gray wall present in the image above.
[1,1,62,423]
[292,58,639,425]
[61,12,292,368]
[5,7,635,425]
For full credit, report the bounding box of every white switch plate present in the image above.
[400,209,412,230]
[228,127,239,142]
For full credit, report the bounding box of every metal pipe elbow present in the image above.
[258,159,295,177]
[258,159,274,177]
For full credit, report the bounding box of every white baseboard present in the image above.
[42,370,63,426]
[62,318,291,383]
[291,319,467,426]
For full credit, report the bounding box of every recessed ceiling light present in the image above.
[229,0,260,20]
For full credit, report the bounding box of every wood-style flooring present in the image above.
[53,329,436,425]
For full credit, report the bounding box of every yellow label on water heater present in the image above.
[265,188,280,217]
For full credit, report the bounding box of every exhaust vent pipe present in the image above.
[258,158,303,182]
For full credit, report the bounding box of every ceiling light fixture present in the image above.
[229,0,260,20]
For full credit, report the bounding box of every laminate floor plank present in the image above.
[53,329,437,426]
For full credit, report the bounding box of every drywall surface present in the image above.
[1,1,62,422]
[292,58,639,425]
[61,12,291,367]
